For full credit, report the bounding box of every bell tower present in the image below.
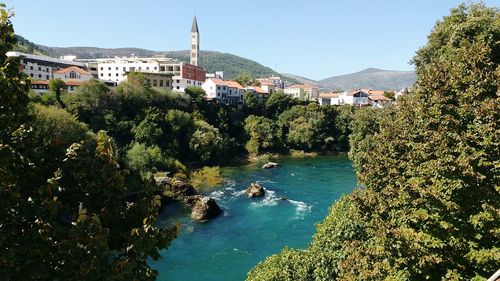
[190,16,199,66]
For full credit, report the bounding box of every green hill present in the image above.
[13,35,48,55]
[15,35,292,81]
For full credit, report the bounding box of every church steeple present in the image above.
[191,16,199,33]
[190,16,199,66]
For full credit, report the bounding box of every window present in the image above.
[159,80,164,87]
[38,74,41,78]
[70,86,74,91]
[146,67,149,70]
[108,67,111,70]
[160,66,165,71]
[130,67,135,71]
[176,86,180,90]
[38,67,41,71]
[30,66,33,70]
[30,73,33,77]
[46,75,50,80]
[217,86,220,90]
[154,66,157,70]
[191,52,196,58]
[192,34,195,38]
[187,80,191,84]
[69,71,77,79]
[153,80,157,87]
[100,73,103,77]
[192,44,196,49]
[123,67,126,71]
[176,80,180,83]
[108,73,111,77]
[46,68,49,72]
[116,73,119,76]
[116,67,118,70]
[100,67,103,70]
[138,67,141,70]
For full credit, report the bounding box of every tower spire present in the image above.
[191,16,199,33]
[190,16,200,66]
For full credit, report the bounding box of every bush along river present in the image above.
[151,155,357,281]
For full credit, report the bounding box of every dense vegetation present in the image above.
[0,7,176,280]
[247,3,499,280]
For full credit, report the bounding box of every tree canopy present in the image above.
[248,3,499,280]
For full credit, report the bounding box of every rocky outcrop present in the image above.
[156,177,195,199]
[184,195,222,221]
[262,162,279,169]
[246,183,265,198]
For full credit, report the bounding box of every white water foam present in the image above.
[232,190,247,197]
[209,190,225,200]
[287,199,312,213]
[250,189,279,207]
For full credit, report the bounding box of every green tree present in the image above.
[0,8,177,280]
[49,78,66,108]
[234,72,252,87]
[265,91,303,118]
[244,115,278,155]
[248,3,500,280]
[189,120,224,163]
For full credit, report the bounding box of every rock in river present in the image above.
[184,195,222,221]
[262,162,279,169]
[246,183,265,198]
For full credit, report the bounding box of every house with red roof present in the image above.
[53,66,93,82]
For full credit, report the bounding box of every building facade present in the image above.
[7,51,86,81]
[284,84,320,100]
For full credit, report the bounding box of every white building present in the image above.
[339,89,369,106]
[257,76,285,90]
[284,84,320,100]
[318,92,340,106]
[53,66,93,82]
[202,78,244,105]
[7,51,86,81]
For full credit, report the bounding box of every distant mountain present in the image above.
[15,35,294,81]
[281,73,320,86]
[319,68,416,91]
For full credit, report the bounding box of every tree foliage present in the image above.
[248,3,499,280]
[0,7,177,280]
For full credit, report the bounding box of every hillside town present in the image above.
[8,16,404,108]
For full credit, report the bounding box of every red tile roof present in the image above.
[254,87,268,94]
[31,80,49,85]
[64,80,85,86]
[287,84,318,89]
[209,78,243,89]
[53,66,91,75]
[320,92,339,98]
[225,80,244,89]
[368,95,388,101]
[368,90,385,96]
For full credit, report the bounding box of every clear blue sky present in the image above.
[6,0,498,80]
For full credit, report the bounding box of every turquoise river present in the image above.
[151,155,357,281]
